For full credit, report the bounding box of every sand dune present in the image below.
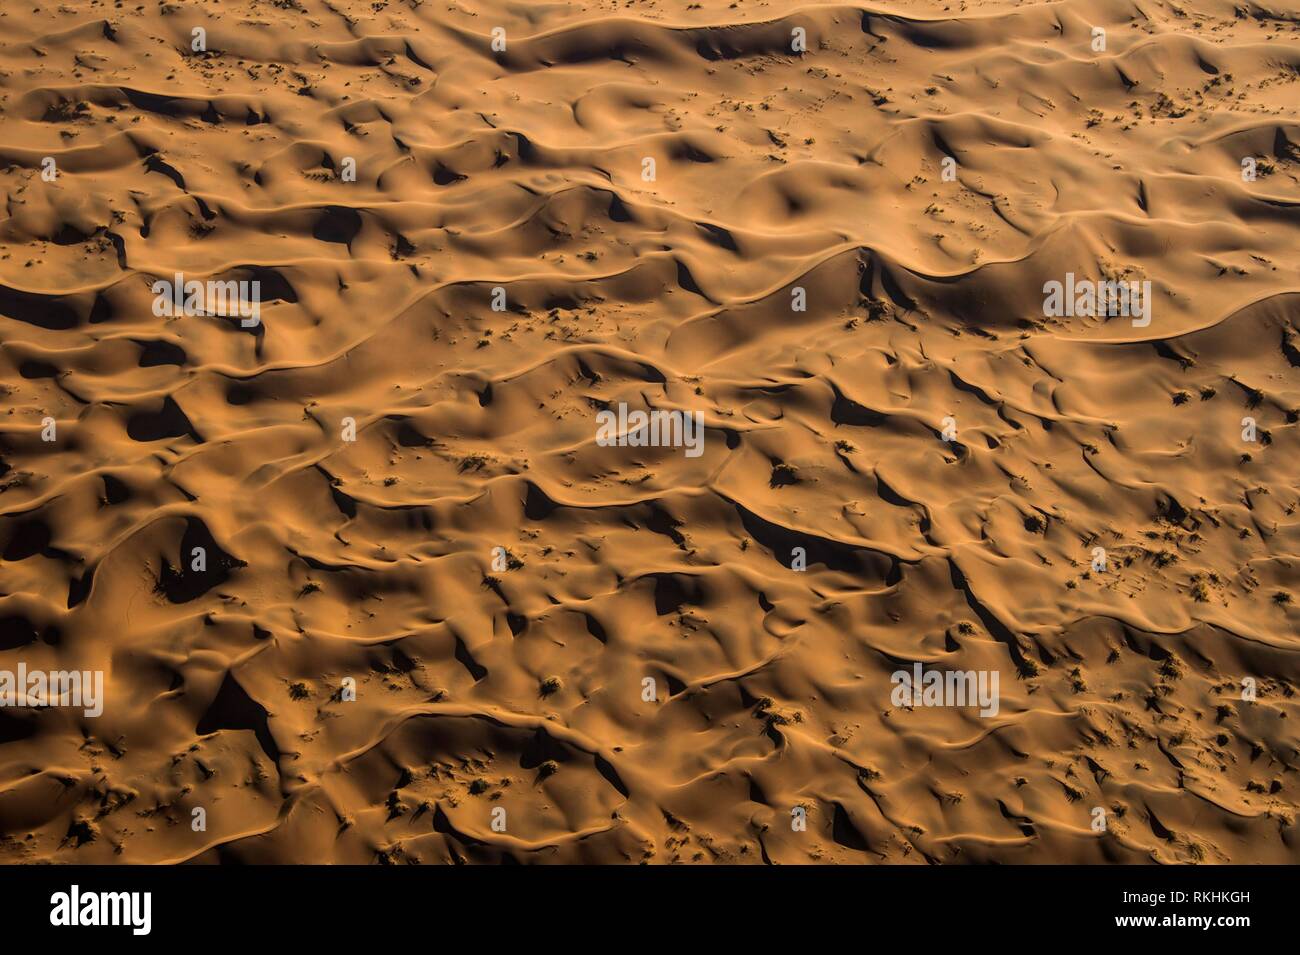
[0,0,1297,864]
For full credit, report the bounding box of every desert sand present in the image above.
[0,0,1298,864]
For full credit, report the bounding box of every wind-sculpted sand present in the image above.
[1,0,1298,865]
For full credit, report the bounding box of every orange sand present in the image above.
[0,0,1298,864]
